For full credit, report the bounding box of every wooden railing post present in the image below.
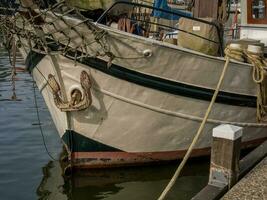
[192,124,243,200]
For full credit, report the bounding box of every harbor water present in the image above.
[0,47,209,200]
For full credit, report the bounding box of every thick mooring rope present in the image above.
[244,50,267,121]
[244,50,266,84]
[225,44,267,121]
[158,50,231,200]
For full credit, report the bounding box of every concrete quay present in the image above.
[222,156,267,200]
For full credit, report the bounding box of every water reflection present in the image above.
[37,157,209,200]
[0,49,12,82]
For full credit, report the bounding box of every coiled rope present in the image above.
[225,44,267,121]
[224,45,244,62]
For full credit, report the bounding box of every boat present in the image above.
[1,0,267,168]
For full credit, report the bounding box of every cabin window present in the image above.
[247,0,267,24]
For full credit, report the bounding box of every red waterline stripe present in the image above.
[69,137,267,169]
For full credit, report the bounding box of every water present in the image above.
[0,47,209,200]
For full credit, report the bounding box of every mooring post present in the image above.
[210,124,243,188]
[192,124,243,200]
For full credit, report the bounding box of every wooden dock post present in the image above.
[210,124,243,188]
[192,124,243,200]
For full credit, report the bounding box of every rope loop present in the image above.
[244,50,266,84]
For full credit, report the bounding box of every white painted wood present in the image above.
[213,124,243,140]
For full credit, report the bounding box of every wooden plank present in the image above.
[192,184,227,200]
[193,0,219,18]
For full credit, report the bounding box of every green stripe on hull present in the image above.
[62,130,122,152]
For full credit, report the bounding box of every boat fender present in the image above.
[68,85,84,101]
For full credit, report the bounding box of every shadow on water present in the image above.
[37,154,209,200]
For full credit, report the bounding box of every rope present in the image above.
[0,18,19,101]
[224,46,244,62]
[158,45,267,199]
[158,53,231,200]
[225,44,267,122]
[20,4,61,160]
[244,50,266,84]
[32,80,59,161]
[0,0,148,69]
[93,85,267,127]
[47,71,93,112]
[243,50,267,121]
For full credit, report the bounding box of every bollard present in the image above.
[192,124,243,200]
[210,124,243,188]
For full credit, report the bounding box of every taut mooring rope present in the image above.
[158,52,231,200]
